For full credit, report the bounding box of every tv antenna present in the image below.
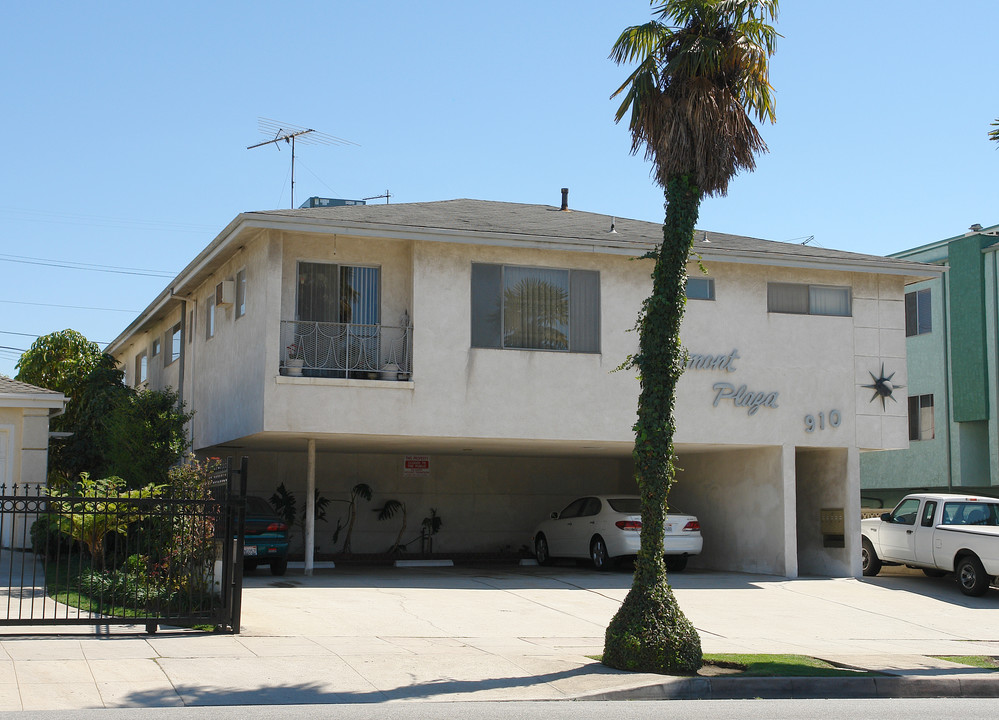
[363,190,392,204]
[247,118,359,209]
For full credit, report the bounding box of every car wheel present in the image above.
[922,568,947,578]
[269,558,288,577]
[535,534,552,566]
[861,538,881,577]
[665,555,688,572]
[590,536,611,571]
[956,555,989,596]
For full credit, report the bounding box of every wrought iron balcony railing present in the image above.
[280,321,412,380]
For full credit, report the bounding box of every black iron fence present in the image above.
[0,458,247,633]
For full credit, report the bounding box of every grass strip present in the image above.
[933,656,999,669]
[703,653,882,677]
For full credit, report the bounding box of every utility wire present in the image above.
[0,299,139,313]
[0,330,111,345]
[0,254,175,278]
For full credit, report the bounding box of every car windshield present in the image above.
[607,498,641,513]
[245,497,276,516]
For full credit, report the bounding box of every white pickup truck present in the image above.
[861,493,999,596]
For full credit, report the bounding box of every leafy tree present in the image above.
[103,388,193,487]
[15,330,128,482]
[604,0,778,674]
[990,118,998,144]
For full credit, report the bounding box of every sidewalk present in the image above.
[1,564,997,709]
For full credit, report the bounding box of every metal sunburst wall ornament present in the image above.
[863,363,904,410]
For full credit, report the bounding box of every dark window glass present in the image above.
[921,501,937,527]
[686,277,715,300]
[908,394,934,441]
[905,288,932,336]
[471,264,600,352]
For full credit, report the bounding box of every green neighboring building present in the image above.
[861,223,999,508]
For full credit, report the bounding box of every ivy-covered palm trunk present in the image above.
[603,174,704,674]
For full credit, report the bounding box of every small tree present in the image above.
[46,474,160,570]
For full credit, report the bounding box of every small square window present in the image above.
[685,277,715,301]
[151,338,161,357]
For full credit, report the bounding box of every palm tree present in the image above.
[990,118,998,144]
[603,0,778,674]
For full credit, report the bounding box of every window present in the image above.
[236,268,247,318]
[297,262,380,324]
[685,277,715,300]
[921,501,937,527]
[134,352,147,386]
[206,294,216,339]
[151,338,160,357]
[470,263,600,352]
[905,288,931,336]
[908,394,934,441]
[767,283,851,316]
[188,309,195,343]
[888,498,920,525]
[167,323,182,364]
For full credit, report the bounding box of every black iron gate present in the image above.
[0,457,247,633]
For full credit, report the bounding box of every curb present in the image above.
[576,675,999,701]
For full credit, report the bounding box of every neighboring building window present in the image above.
[236,268,247,318]
[167,323,182,364]
[767,283,851,316]
[135,352,147,386]
[908,394,934,441]
[206,294,216,339]
[470,263,600,353]
[151,338,160,357]
[685,277,715,300]
[905,288,932,336]
[297,262,380,324]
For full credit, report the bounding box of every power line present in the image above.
[0,253,175,278]
[0,207,215,234]
[0,299,139,313]
[0,330,111,345]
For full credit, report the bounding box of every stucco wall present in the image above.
[795,447,852,576]
[669,447,785,575]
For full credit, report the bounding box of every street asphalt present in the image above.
[0,562,997,710]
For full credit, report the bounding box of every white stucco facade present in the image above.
[108,200,939,576]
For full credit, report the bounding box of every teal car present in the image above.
[242,496,290,576]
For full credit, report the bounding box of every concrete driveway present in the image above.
[2,563,997,709]
[239,562,999,657]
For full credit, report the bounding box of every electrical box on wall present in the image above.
[215,280,235,306]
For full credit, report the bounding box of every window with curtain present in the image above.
[297,262,380,324]
[767,282,851,316]
[470,263,600,353]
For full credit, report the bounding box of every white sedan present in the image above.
[532,495,702,571]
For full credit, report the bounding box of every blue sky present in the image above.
[1,1,996,377]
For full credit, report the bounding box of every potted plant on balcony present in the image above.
[285,343,304,376]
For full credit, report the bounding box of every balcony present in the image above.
[279,320,412,380]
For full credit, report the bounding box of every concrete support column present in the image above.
[844,445,861,577]
[305,439,316,576]
[781,444,798,579]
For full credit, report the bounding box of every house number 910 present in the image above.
[804,410,841,432]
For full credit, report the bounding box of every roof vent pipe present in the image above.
[560,187,569,211]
